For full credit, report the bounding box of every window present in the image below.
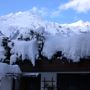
[42,77,56,90]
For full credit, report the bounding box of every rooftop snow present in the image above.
[0,63,21,79]
[10,39,38,65]
[9,26,90,65]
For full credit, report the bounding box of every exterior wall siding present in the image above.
[1,77,12,90]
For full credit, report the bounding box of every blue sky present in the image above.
[0,0,90,23]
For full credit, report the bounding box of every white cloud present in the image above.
[59,0,90,13]
[30,7,49,17]
[30,7,61,18]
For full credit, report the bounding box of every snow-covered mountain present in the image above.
[0,11,89,38]
[0,11,45,38]
[0,11,90,39]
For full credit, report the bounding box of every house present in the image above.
[15,57,90,90]
[0,25,90,90]
[11,26,90,90]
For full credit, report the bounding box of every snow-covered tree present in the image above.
[2,37,11,63]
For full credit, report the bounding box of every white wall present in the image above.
[41,72,57,90]
[1,77,13,90]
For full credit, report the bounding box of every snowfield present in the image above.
[0,11,90,67]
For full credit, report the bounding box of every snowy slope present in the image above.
[0,11,45,38]
[0,11,90,38]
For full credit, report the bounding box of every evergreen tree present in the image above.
[2,37,11,63]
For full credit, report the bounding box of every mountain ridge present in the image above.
[0,11,90,39]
